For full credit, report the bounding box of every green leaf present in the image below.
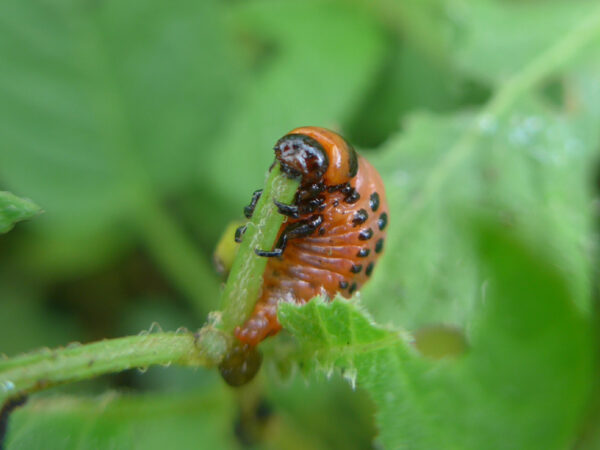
[0,191,40,233]
[0,0,238,233]
[345,41,479,148]
[0,0,240,296]
[208,0,387,207]
[278,222,593,449]
[363,96,597,331]
[0,280,81,357]
[265,373,377,450]
[449,0,600,84]
[6,387,236,449]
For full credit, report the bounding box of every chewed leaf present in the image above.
[0,191,41,234]
[278,221,592,450]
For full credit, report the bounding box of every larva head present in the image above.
[274,133,329,184]
[276,127,358,186]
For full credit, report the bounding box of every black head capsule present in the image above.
[274,134,329,184]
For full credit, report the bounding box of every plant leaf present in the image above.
[6,388,236,449]
[278,222,592,449]
[0,0,240,269]
[0,191,41,234]
[363,96,598,331]
[208,0,387,207]
[449,0,600,84]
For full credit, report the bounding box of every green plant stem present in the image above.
[135,199,221,317]
[401,4,600,226]
[219,165,300,333]
[0,331,227,403]
[0,163,297,400]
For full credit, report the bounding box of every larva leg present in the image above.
[273,199,299,218]
[234,225,247,243]
[275,196,324,218]
[255,214,323,257]
[244,189,263,219]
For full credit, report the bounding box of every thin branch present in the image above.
[0,164,298,400]
[0,330,227,403]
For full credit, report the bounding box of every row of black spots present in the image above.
[339,280,358,294]
[349,262,376,277]
[326,182,360,204]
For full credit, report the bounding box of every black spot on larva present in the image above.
[352,209,368,226]
[345,188,360,204]
[339,280,349,289]
[375,238,384,253]
[359,228,373,241]
[347,145,358,177]
[357,248,370,258]
[378,212,388,231]
[349,282,357,294]
[318,228,326,235]
[350,264,363,274]
[365,262,375,277]
[333,199,339,207]
[370,192,380,212]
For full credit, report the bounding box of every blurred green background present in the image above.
[1,0,600,448]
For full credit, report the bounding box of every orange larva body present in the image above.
[235,127,388,346]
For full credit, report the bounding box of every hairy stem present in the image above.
[219,165,300,333]
[0,164,297,400]
[0,330,228,403]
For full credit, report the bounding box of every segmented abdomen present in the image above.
[235,156,388,346]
